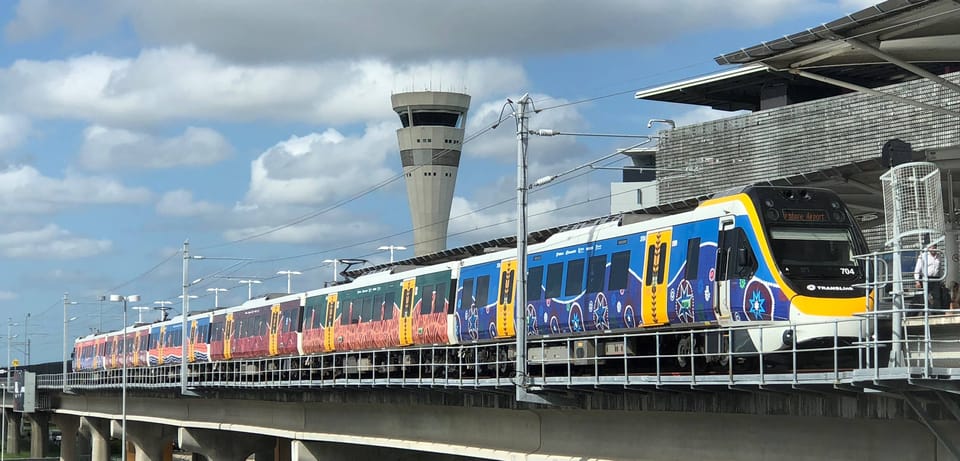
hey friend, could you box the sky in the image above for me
[0,0,879,364]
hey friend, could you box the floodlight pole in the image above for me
[514,94,533,402]
[62,293,78,393]
[181,240,196,396]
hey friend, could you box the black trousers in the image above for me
[923,281,944,312]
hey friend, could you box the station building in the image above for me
[632,0,960,280]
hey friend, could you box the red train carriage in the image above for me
[408,270,454,346]
[210,296,301,360]
[73,335,106,371]
[301,292,342,354]
[336,280,401,351]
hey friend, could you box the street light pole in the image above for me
[323,259,340,285]
[377,245,407,263]
[23,314,29,366]
[62,293,78,393]
[181,240,196,397]
[276,270,302,294]
[206,288,227,308]
[514,94,532,403]
[98,295,106,334]
[239,280,262,299]
[109,293,139,461]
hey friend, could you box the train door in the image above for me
[188,320,197,363]
[323,294,338,352]
[641,228,672,326]
[268,304,281,356]
[224,314,234,360]
[157,326,166,365]
[133,331,141,367]
[496,258,517,338]
[399,278,416,346]
[714,217,735,322]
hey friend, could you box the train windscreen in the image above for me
[769,227,861,280]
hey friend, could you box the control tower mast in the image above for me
[391,91,471,256]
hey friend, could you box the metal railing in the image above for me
[36,316,951,393]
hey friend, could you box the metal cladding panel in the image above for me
[391,91,471,112]
[655,71,960,212]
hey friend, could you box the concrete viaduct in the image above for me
[1,381,958,461]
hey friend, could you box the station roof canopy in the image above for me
[635,0,960,111]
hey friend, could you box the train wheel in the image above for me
[676,335,693,370]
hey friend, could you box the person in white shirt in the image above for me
[914,243,944,311]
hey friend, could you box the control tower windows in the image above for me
[398,111,463,128]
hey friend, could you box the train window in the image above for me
[645,246,656,286]
[545,262,564,299]
[656,243,667,284]
[564,258,585,297]
[305,297,323,330]
[499,268,514,305]
[609,251,630,290]
[685,238,701,280]
[527,266,544,301]
[361,296,375,322]
[383,292,396,320]
[373,294,385,321]
[319,300,330,328]
[476,275,491,310]
[435,282,448,313]
[586,255,606,293]
[461,278,475,309]
[420,284,434,314]
[733,228,757,278]
[349,301,361,324]
[447,283,457,314]
[716,230,732,281]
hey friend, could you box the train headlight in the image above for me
[782,329,794,347]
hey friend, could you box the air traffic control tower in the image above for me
[392,91,471,256]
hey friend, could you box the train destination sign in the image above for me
[781,209,828,223]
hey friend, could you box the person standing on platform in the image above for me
[914,242,944,312]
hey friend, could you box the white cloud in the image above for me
[156,189,223,217]
[0,47,526,126]
[0,114,29,152]
[6,1,831,63]
[244,124,398,207]
[0,291,15,301]
[222,219,384,245]
[0,224,111,259]
[0,165,151,213]
[79,125,232,171]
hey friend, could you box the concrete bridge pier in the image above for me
[179,427,274,461]
[115,420,176,461]
[51,413,80,461]
[3,408,20,454]
[81,416,110,461]
[25,412,49,458]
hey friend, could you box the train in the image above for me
[74,185,871,375]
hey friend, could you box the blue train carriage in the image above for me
[186,311,213,364]
[148,316,184,366]
[701,186,870,359]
